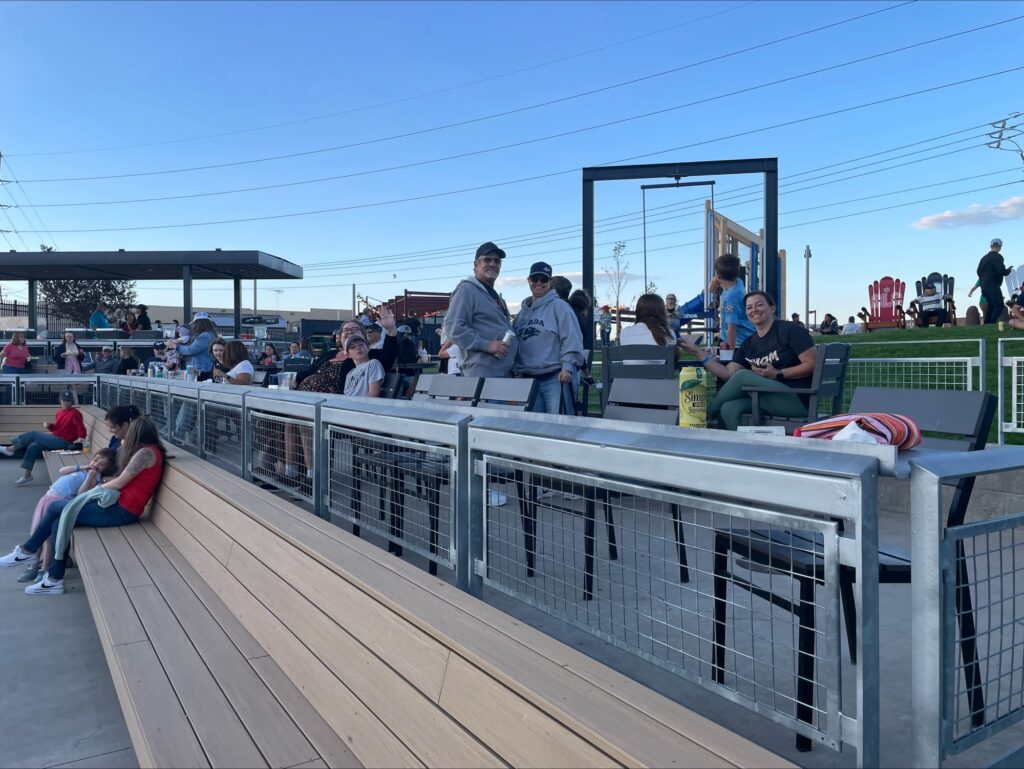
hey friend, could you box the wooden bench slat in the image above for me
[113,640,211,769]
[167,455,754,769]
[122,524,322,769]
[73,529,148,647]
[153,505,419,769]
[98,527,153,590]
[122,569,268,767]
[248,657,364,769]
[439,654,618,768]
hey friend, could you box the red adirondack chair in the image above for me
[859,277,907,331]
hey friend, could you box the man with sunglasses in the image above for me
[512,261,584,414]
[444,242,518,377]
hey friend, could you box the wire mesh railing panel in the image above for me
[169,395,200,454]
[944,514,1024,753]
[325,425,455,568]
[149,392,170,438]
[130,386,148,415]
[117,384,133,407]
[202,402,244,475]
[249,411,315,503]
[22,381,97,406]
[1003,357,1024,435]
[844,358,974,410]
[479,455,843,747]
[99,380,116,409]
[0,382,16,405]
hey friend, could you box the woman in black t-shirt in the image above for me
[679,290,817,429]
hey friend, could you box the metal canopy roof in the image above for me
[0,250,303,281]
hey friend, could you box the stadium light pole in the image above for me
[804,245,812,329]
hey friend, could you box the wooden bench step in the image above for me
[156,452,788,768]
[74,520,361,768]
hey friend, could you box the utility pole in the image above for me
[804,245,812,330]
[253,280,257,317]
[352,285,357,318]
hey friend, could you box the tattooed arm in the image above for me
[101,447,156,490]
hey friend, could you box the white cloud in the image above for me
[912,195,1024,230]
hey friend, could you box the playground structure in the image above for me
[582,159,780,347]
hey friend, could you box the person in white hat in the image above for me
[977,238,1013,325]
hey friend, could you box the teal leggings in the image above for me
[709,369,807,430]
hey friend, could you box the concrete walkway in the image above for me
[0,458,136,769]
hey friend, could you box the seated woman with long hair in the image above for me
[0,416,167,595]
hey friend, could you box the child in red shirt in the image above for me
[0,391,87,485]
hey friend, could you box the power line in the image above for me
[17,2,940,185]
[299,117,1014,270]
[11,66,1021,235]
[298,129,1006,272]
[155,173,1020,296]
[0,156,60,250]
[275,168,1024,284]
[3,2,759,158]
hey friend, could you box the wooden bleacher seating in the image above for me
[15,403,791,769]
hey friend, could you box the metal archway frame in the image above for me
[581,158,779,347]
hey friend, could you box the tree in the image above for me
[603,241,633,335]
[645,280,659,295]
[40,278,138,325]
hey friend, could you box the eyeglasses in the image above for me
[529,275,550,284]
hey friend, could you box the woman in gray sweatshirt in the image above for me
[512,262,584,414]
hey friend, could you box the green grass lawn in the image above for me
[589,324,1024,443]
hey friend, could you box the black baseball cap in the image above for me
[475,241,506,260]
[528,261,553,278]
[153,341,167,350]
[59,390,75,402]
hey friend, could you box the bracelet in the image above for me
[700,353,714,366]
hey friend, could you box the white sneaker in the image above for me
[14,475,33,486]
[488,491,508,507]
[0,545,38,569]
[25,573,64,595]
[0,445,14,457]
[538,488,559,499]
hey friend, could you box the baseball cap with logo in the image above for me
[475,241,506,260]
[528,261,553,279]
[992,238,1003,247]
[59,390,75,402]
[396,325,412,334]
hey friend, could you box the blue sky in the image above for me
[1,0,1022,320]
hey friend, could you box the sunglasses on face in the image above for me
[529,275,550,284]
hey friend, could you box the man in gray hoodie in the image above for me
[512,261,584,414]
[444,242,518,377]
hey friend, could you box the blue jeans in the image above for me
[2,365,23,374]
[11,431,70,472]
[527,372,576,415]
[23,498,138,580]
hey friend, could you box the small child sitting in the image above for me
[15,447,117,583]
[0,390,88,485]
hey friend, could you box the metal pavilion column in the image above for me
[233,279,242,337]
[183,265,193,324]
[27,279,38,338]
